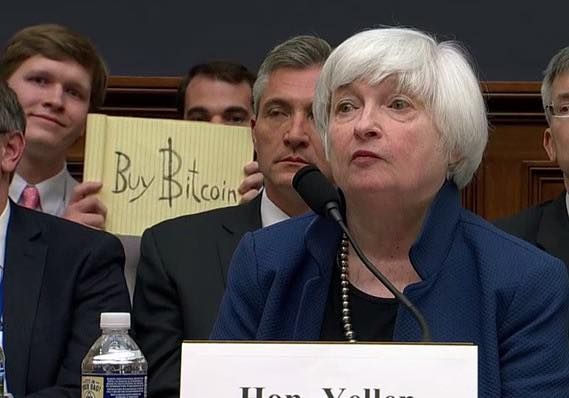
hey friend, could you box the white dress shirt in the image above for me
[260,189,290,227]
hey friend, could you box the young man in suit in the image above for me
[0,80,131,397]
[132,35,332,398]
[496,47,569,267]
[0,24,149,303]
[1,24,107,227]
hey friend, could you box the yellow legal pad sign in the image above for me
[84,114,254,236]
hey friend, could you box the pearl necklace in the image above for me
[337,233,357,343]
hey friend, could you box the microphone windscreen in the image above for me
[292,165,340,216]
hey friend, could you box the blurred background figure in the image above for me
[496,47,569,268]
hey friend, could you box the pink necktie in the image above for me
[20,185,41,210]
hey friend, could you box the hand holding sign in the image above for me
[63,181,107,229]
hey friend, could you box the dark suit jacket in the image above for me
[494,192,569,268]
[132,196,262,398]
[3,203,131,398]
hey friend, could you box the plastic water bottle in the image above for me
[81,312,147,398]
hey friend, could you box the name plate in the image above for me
[181,341,477,397]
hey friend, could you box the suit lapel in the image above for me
[536,192,569,266]
[217,195,262,285]
[3,204,47,395]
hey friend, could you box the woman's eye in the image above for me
[389,98,410,110]
[336,102,355,114]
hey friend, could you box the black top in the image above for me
[320,261,399,342]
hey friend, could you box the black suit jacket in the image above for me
[4,203,131,398]
[132,196,262,398]
[495,192,569,267]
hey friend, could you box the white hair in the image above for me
[313,27,488,189]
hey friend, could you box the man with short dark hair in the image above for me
[177,61,262,201]
[0,80,130,397]
[132,35,332,398]
[496,47,569,267]
[177,60,255,125]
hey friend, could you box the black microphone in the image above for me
[292,165,344,223]
[293,165,432,342]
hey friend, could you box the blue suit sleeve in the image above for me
[499,257,569,396]
[210,232,265,340]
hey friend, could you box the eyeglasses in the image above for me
[545,102,569,119]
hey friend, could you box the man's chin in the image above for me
[23,139,67,160]
[266,171,297,190]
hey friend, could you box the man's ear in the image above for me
[543,128,557,162]
[250,119,258,151]
[1,131,25,174]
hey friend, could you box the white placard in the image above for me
[181,342,477,397]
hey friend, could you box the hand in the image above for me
[63,181,107,229]
[238,161,263,204]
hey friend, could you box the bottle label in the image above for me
[82,374,146,398]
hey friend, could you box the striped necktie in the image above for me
[20,185,41,210]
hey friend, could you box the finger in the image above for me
[238,172,264,195]
[243,161,260,176]
[68,196,107,218]
[70,181,103,203]
[239,189,260,204]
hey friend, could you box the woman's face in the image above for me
[328,77,448,203]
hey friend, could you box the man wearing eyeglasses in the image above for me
[496,47,569,268]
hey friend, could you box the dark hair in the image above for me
[0,80,26,134]
[0,24,108,110]
[176,60,255,117]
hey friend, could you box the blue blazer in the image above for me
[211,182,569,397]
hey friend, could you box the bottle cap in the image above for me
[100,312,130,329]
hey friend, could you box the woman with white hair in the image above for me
[211,27,569,396]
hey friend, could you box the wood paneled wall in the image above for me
[68,78,565,221]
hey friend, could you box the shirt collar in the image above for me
[9,166,71,216]
[260,189,290,227]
